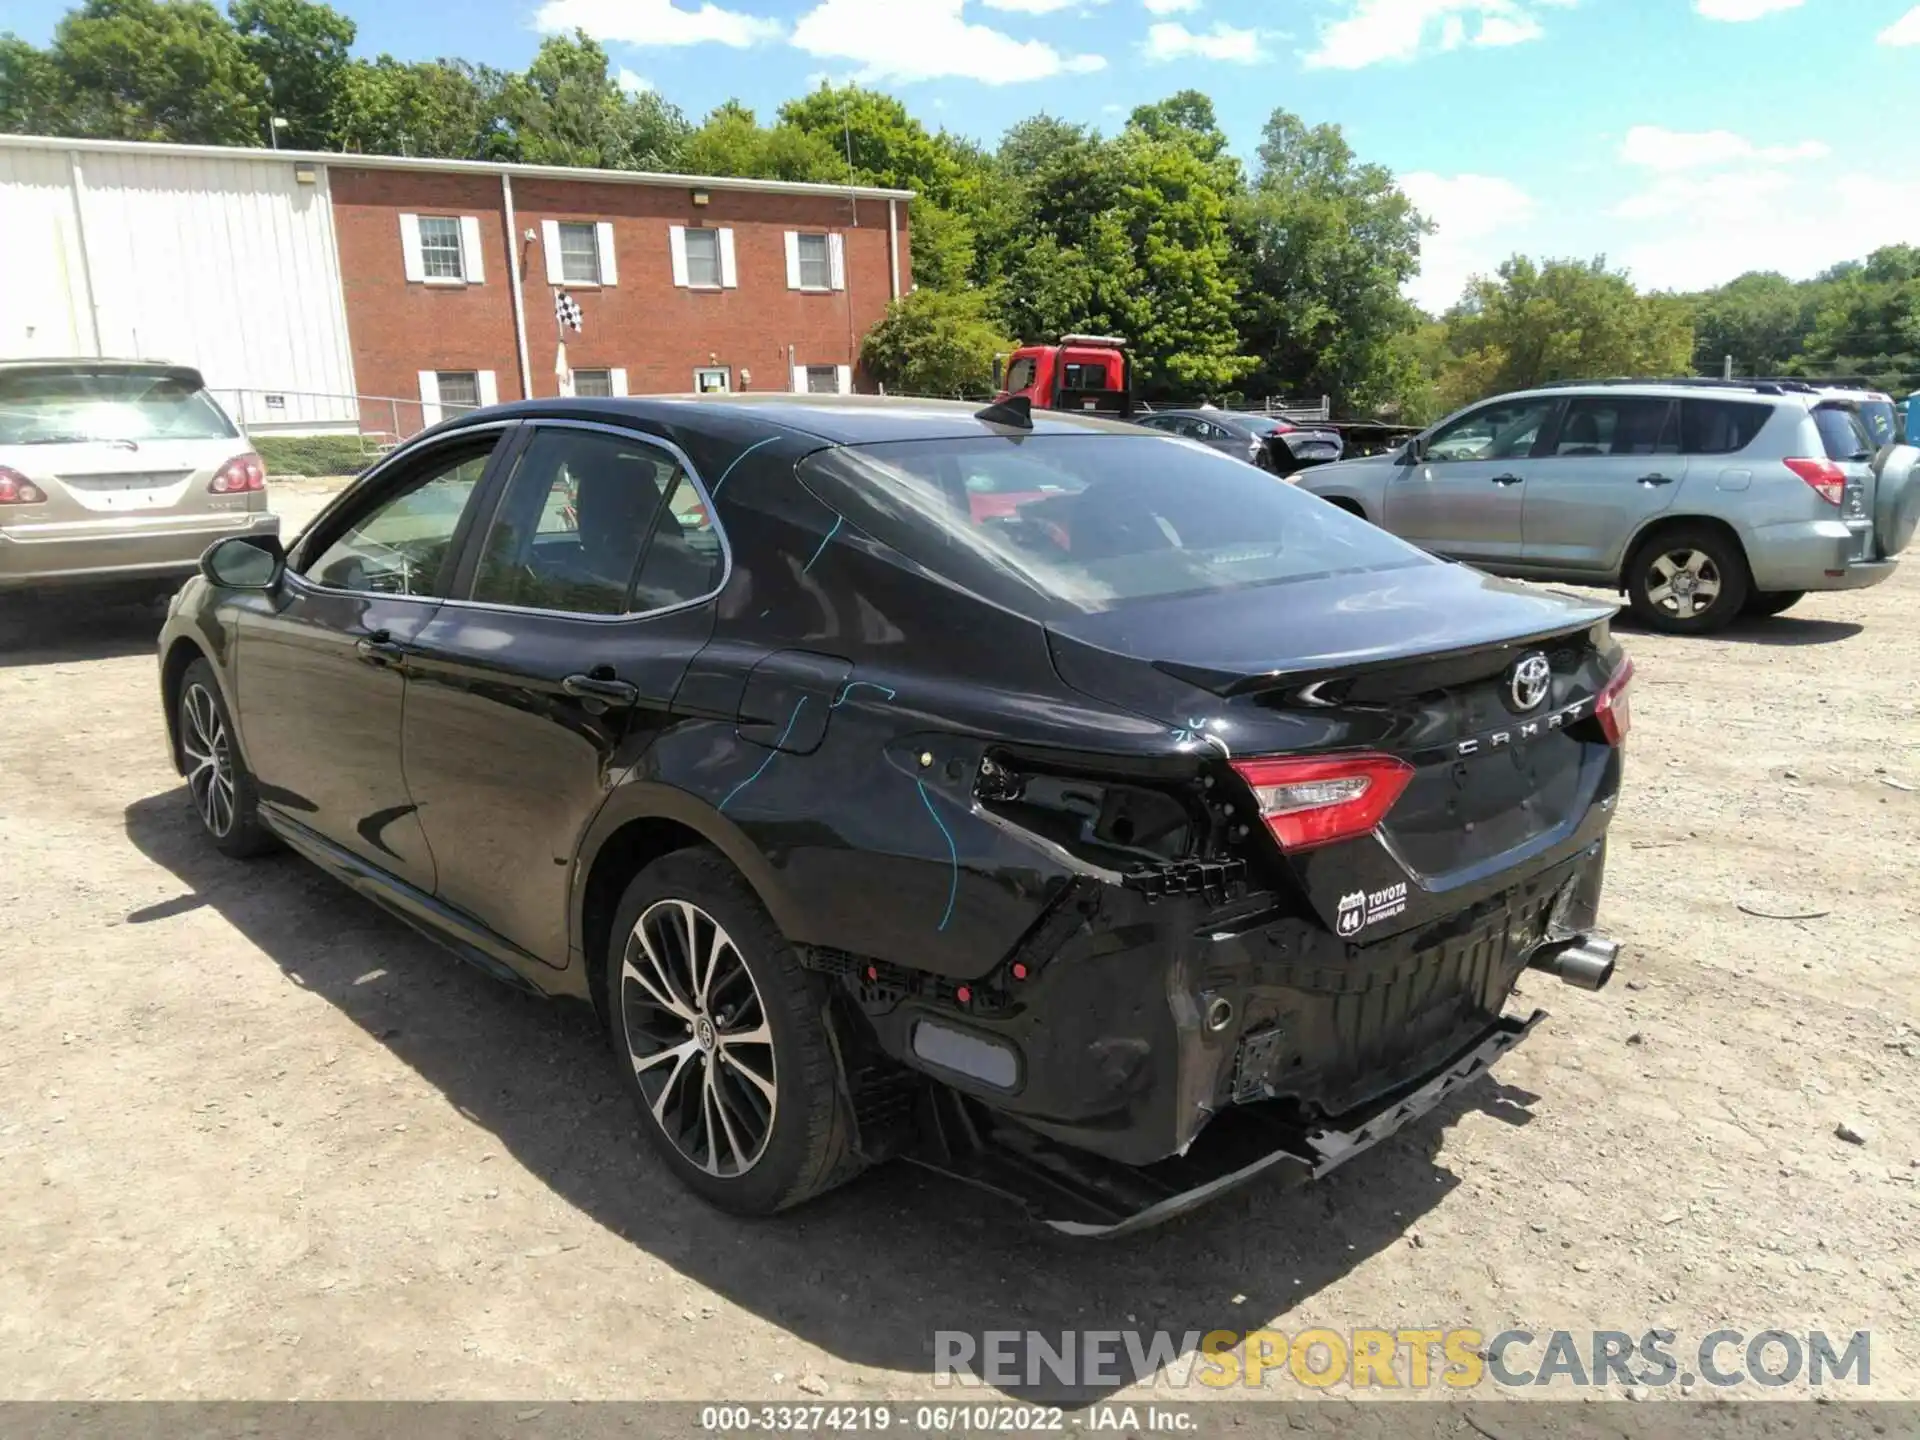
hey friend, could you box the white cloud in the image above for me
[1303,0,1558,69]
[1618,124,1829,171]
[983,0,1091,12]
[1143,0,1201,12]
[532,0,781,47]
[1613,171,1920,292]
[1880,3,1920,43]
[1693,0,1802,19]
[616,68,654,93]
[1143,20,1265,61]
[1399,171,1537,312]
[790,0,1105,82]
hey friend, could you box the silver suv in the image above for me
[1297,379,1917,633]
[0,359,279,599]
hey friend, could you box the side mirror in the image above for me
[1400,439,1425,465]
[201,534,285,590]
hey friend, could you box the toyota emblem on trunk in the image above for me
[1509,654,1552,711]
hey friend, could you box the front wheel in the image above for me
[178,659,277,858]
[1625,528,1749,634]
[1744,589,1805,619]
[604,848,865,1215]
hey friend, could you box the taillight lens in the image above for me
[1783,457,1846,505]
[1595,655,1634,746]
[209,453,266,494]
[1230,753,1413,852]
[0,467,47,505]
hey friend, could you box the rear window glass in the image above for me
[1814,406,1873,462]
[797,435,1429,617]
[0,369,236,445]
[1680,399,1771,456]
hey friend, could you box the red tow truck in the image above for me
[992,335,1135,417]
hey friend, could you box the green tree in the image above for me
[500,31,688,171]
[1436,255,1695,407]
[1689,270,1820,378]
[1234,109,1429,412]
[228,0,352,150]
[1793,245,1920,392]
[333,55,503,159]
[47,0,268,144]
[0,34,59,132]
[681,99,842,183]
[861,287,1010,397]
[777,82,966,203]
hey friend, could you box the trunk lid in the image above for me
[1045,562,1626,938]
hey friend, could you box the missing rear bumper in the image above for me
[903,1008,1545,1239]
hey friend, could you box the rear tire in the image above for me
[1625,526,1749,634]
[178,659,277,858]
[604,847,866,1216]
[1744,589,1805,619]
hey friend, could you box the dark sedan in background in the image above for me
[157,393,1630,1235]
[1136,407,1345,475]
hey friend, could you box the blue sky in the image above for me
[13,0,1920,309]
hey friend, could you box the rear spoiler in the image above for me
[0,361,206,391]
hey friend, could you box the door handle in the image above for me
[562,672,639,706]
[355,632,407,667]
[1490,473,1525,486]
[1638,473,1676,486]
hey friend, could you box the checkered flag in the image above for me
[554,288,583,333]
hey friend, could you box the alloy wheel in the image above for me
[620,899,778,1177]
[1645,548,1722,620]
[181,683,236,838]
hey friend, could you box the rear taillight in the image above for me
[1230,753,1413,852]
[1595,655,1633,746]
[209,453,266,494]
[0,467,47,505]
[1783,457,1845,505]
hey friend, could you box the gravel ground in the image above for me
[0,477,1914,1406]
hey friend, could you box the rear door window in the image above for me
[1550,397,1678,457]
[1680,399,1772,455]
[798,434,1429,618]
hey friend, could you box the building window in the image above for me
[693,367,731,394]
[805,366,839,395]
[418,217,465,280]
[684,228,722,288]
[558,223,602,285]
[436,371,481,411]
[572,369,614,398]
[796,234,832,290]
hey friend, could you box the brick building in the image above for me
[0,133,914,438]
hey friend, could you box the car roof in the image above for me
[463,393,1152,445]
[1504,380,1818,408]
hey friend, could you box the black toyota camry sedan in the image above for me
[158,394,1631,1235]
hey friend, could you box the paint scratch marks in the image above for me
[832,680,897,709]
[802,516,844,574]
[916,779,959,933]
[718,697,809,813]
[709,435,781,498]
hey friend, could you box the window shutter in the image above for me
[595,221,618,284]
[784,232,802,290]
[836,364,852,395]
[791,364,807,394]
[459,216,485,283]
[610,368,628,397]
[418,371,441,428]
[477,371,499,407]
[669,226,690,288]
[828,233,846,292]
[718,228,738,288]
[541,220,564,285]
[400,213,425,283]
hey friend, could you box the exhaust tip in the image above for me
[1528,935,1619,991]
